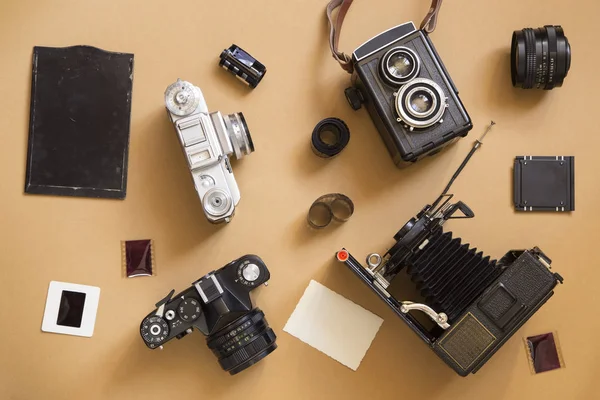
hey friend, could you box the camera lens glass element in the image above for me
[395,78,447,130]
[380,47,421,86]
[388,53,413,78]
[207,309,277,375]
[409,91,433,114]
[224,112,254,159]
[511,25,571,90]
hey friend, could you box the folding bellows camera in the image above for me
[337,141,564,376]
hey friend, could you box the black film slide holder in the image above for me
[514,156,575,212]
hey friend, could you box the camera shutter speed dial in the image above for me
[237,261,264,287]
[178,298,201,322]
[141,316,169,347]
[164,79,202,117]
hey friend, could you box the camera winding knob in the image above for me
[178,298,201,322]
[141,316,170,347]
[165,79,201,117]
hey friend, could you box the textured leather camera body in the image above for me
[347,22,472,167]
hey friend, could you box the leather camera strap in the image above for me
[326,0,444,73]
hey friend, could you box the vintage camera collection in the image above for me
[29,0,573,381]
[142,0,572,376]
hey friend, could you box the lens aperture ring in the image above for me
[217,328,277,372]
[206,309,265,349]
[524,28,536,89]
[544,26,558,90]
[212,318,270,357]
[224,113,253,159]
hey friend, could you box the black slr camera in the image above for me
[344,22,472,167]
[139,255,277,375]
[336,145,564,376]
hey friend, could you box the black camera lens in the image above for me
[380,47,420,86]
[206,309,277,375]
[511,25,571,90]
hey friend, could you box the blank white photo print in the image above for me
[283,280,383,371]
[41,281,101,338]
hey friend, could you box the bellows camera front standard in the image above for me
[140,255,277,375]
[165,79,254,224]
[336,131,564,376]
[326,0,472,167]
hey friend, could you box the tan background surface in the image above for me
[0,0,597,399]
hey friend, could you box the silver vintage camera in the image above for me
[165,79,254,223]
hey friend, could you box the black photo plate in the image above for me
[524,332,565,374]
[25,45,134,199]
[514,156,575,212]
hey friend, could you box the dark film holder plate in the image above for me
[25,45,134,199]
[514,156,575,212]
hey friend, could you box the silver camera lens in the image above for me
[395,78,447,130]
[224,112,254,160]
[203,188,232,218]
[380,47,420,86]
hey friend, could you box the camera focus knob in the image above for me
[178,298,201,322]
[344,87,363,110]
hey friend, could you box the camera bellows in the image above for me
[405,231,502,322]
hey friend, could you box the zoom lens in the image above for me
[206,309,277,375]
[224,112,254,159]
[380,47,421,86]
[511,25,571,90]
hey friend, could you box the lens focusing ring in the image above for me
[224,112,253,159]
[524,28,536,89]
[207,309,277,375]
[218,329,277,374]
[207,310,266,350]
